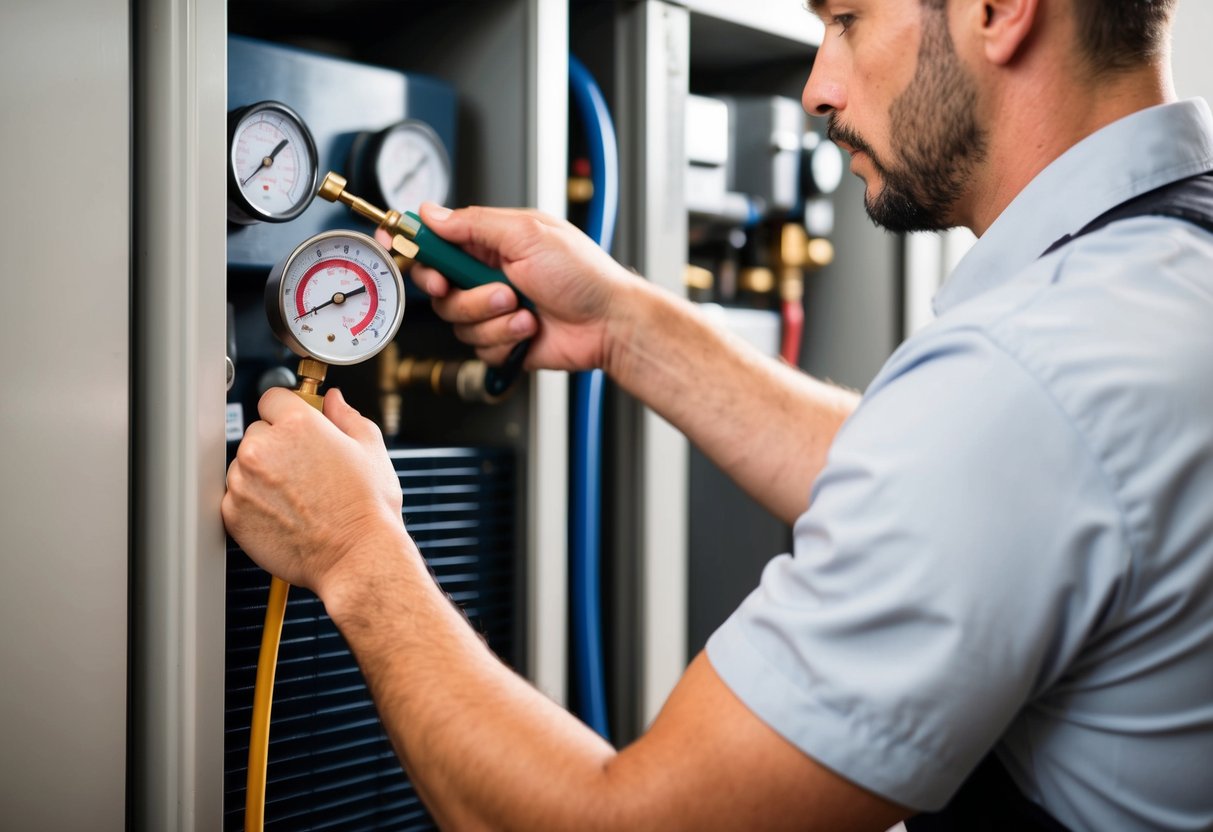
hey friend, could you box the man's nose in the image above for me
[802,50,846,116]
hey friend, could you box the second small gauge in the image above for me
[357,120,452,213]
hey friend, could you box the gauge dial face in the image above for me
[267,231,404,365]
[373,120,452,211]
[229,101,318,223]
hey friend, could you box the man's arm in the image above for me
[413,204,858,524]
[333,544,907,831]
[604,277,858,524]
[222,391,905,829]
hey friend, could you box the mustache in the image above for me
[827,114,877,160]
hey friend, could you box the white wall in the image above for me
[1173,2,1213,104]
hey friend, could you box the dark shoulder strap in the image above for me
[1042,171,1213,257]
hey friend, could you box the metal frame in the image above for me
[0,2,130,828]
[525,0,571,705]
[132,0,228,828]
[616,0,692,729]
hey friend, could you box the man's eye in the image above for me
[834,14,856,35]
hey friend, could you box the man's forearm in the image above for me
[604,280,859,525]
[322,525,622,830]
[321,523,908,832]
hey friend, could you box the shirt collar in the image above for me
[934,98,1213,316]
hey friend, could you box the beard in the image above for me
[827,10,988,233]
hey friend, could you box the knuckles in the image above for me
[233,436,285,488]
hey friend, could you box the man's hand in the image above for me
[222,386,405,596]
[411,203,642,374]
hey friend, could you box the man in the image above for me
[223,0,1213,828]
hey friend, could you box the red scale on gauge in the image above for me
[266,230,404,366]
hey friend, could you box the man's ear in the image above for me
[972,0,1041,65]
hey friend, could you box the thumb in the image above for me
[323,388,382,445]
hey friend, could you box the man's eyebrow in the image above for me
[805,0,829,17]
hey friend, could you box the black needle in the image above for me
[393,157,428,195]
[241,138,290,187]
[294,285,368,321]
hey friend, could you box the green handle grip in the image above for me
[405,211,534,395]
[405,212,535,312]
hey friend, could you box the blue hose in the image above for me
[569,55,617,741]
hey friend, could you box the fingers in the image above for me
[256,385,317,425]
[254,386,381,449]
[430,280,520,324]
[323,388,386,447]
[410,264,450,298]
[418,202,557,262]
[452,309,537,349]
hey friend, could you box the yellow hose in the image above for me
[246,367,325,831]
[246,574,289,832]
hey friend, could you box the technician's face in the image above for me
[803,1,988,232]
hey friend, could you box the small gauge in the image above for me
[265,230,405,365]
[355,120,452,213]
[228,101,319,224]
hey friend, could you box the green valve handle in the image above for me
[402,212,533,396]
[403,212,536,312]
[314,169,534,397]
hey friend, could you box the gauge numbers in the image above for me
[228,100,319,224]
[266,231,404,365]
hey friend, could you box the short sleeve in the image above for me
[706,327,1129,810]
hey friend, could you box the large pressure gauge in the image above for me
[265,230,405,365]
[356,119,452,213]
[228,100,319,224]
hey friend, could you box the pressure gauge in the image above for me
[228,101,319,224]
[356,120,452,212]
[265,230,405,365]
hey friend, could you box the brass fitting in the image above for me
[318,171,413,243]
[779,223,809,268]
[379,342,403,438]
[806,237,835,269]
[780,267,805,303]
[377,347,505,438]
[294,358,327,411]
[683,264,714,292]
[739,266,776,295]
[568,177,594,204]
[395,356,502,404]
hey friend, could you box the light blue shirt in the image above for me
[707,99,1213,830]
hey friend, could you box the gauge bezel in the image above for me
[358,119,452,212]
[227,100,320,225]
[265,230,405,366]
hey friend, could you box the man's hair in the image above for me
[1072,0,1176,73]
[918,0,1175,74]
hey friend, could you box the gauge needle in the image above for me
[294,285,368,321]
[241,138,290,187]
[393,158,428,195]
